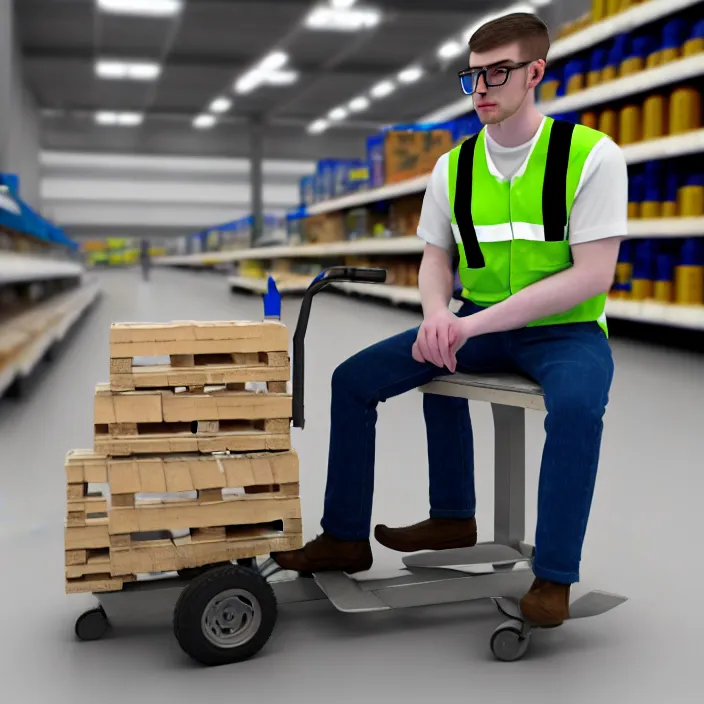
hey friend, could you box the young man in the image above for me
[273,12,628,627]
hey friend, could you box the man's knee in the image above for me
[546,374,611,424]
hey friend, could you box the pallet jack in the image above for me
[74,266,627,665]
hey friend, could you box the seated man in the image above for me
[273,11,627,627]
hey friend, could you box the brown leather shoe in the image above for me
[374,517,478,553]
[271,533,373,574]
[519,578,571,627]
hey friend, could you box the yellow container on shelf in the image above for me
[601,64,619,82]
[628,202,641,219]
[619,104,642,145]
[669,87,701,134]
[592,0,607,22]
[646,51,662,69]
[676,268,704,304]
[654,281,674,303]
[631,279,654,300]
[619,56,643,76]
[541,80,560,101]
[662,201,678,218]
[598,109,619,143]
[581,111,598,130]
[641,201,661,218]
[683,37,704,56]
[615,261,632,285]
[606,0,622,16]
[679,176,704,217]
[661,47,681,64]
[643,94,669,140]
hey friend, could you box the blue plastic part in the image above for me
[632,239,658,279]
[589,48,608,72]
[628,34,654,60]
[663,18,688,49]
[618,240,633,263]
[655,253,677,281]
[685,173,704,187]
[263,276,282,319]
[680,238,704,266]
[691,19,704,40]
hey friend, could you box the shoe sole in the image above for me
[375,534,478,553]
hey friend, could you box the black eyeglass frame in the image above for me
[457,61,534,95]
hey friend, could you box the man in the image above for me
[273,12,627,627]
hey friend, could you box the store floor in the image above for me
[1,268,702,702]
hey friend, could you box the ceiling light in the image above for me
[370,80,395,99]
[331,0,356,7]
[94,111,143,126]
[348,96,370,112]
[308,119,329,134]
[235,71,262,94]
[437,41,464,60]
[305,6,381,32]
[209,97,232,113]
[96,0,182,16]
[259,51,289,72]
[266,70,299,86]
[398,66,423,83]
[329,107,348,121]
[95,60,161,81]
[193,114,217,129]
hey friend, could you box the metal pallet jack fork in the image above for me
[80,267,626,665]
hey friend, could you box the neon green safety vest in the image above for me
[449,116,609,334]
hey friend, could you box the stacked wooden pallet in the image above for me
[64,320,303,594]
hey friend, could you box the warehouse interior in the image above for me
[1,0,704,700]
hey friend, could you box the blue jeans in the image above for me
[320,302,615,584]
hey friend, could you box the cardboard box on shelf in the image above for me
[384,131,424,184]
[419,129,453,174]
[390,195,424,236]
[302,213,346,244]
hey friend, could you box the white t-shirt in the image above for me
[417,118,629,252]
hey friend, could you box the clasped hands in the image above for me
[412,308,474,373]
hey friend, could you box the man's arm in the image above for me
[458,236,622,340]
[418,243,455,317]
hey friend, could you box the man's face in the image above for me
[468,42,537,124]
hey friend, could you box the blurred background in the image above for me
[2,0,704,699]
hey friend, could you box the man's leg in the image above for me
[511,322,614,624]
[272,305,511,572]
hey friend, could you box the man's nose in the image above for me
[475,72,489,94]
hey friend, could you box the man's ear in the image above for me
[530,59,547,87]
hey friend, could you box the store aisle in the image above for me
[1,268,703,702]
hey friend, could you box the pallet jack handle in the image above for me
[289,266,387,429]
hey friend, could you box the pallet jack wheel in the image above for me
[490,619,531,662]
[75,606,109,641]
[173,564,277,666]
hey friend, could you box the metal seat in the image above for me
[417,372,546,554]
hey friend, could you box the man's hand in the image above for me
[413,308,466,372]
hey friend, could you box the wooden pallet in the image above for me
[64,449,303,592]
[93,384,292,456]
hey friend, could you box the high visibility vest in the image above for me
[449,117,609,334]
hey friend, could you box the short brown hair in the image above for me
[469,12,550,61]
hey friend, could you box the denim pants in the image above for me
[320,301,615,584]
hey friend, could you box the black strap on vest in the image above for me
[542,119,575,242]
[454,133,485,269]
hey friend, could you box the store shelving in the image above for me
[0,279,101,397]
[0,251,84,285]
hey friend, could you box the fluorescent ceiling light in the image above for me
[348,96,369,112]
[329,107,348,121]
[193,114,217,129]
[398,66,423,84]
[260,51,289,72]
[308,119,329,134]
[209,97,232,113]
[331,0,356,7]
[530,0,552,7]
[437,41,464,60]
[305,6,381,32]
[95,60,161,80]
[370,80,395,99]
[96,0,182,16]
[266,70,299,86]
[235,72,262,94]
[94,111,143,126]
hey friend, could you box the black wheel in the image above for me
[173,564,277,666]
[75,607,109,641]
[178,565,216,580]
[490,619,531,662]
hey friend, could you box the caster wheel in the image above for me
[75,607,109,641]
[237,558,256,569]
[490,619,531,662]
[173,564,277,667]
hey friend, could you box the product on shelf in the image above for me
[302,213,346,244]
[64,320,302,594]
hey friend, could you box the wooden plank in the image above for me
[170,354,194,367]
[192,526,226,542]
[64,450,108,484]
[65,550,111,579]
[110,531,303,576]
[65,574,128,594]
[198,489,223,503]
[95,428,291,456]
[68,496,108,515]
[111,493,136,508]
[94,388,164,424]
[65,518,110,550]
[106,450,298,493]
[67,483,87,501]
[267,381,288,393]
[109,495,301,534]
[110,321,288,357]
[65,549,87,566]
[110,358,132,374]
[161,390,291,422]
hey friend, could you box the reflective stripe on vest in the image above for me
[448,117,610,334]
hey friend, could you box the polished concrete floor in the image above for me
[1,268,702,702]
